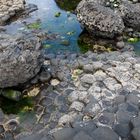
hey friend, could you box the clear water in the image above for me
[132,42,140,56]
[4,0,140,55]
[5,0,82,54]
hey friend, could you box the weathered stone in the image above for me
[83,64,93,73]
[0,32,43,88]
[0,0,38,25]
[76,0,124,38]
[70,101,84,112]
[119,1,140,31]
[81,74,96,84]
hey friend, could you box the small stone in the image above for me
[51,79,60,86]
[92,62,103,70]
[58,112,77,125]
[70,101,84,112]
[84,99,101,117]
[81,74,96,84]
[93,70,107,81]
[68,91,79,102]
[27,87,40,97]
[116,41,125,49]
[83,64,93,72]
[134,64,140,73]
[78,91,89,103]
[56,72,65,81]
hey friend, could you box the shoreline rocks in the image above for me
[2,50,139,140]
[0,32,44,88]
[0,0,38,25]
[76,0,124,38]
[76,0,140,38]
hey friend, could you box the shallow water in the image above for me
[132,41,140,56]
[4,0,140,55]
[5,0,82,54]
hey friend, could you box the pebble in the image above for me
[70,101,84,112]
[51,79,60,86]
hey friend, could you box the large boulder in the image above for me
[0,32,43,88]
[118,1,140,30]
[76,0,125,38]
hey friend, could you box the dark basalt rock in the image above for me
[118,1,140,31]
[0,32,44,88]
[76,0,125,38]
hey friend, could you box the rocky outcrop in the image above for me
[76,0,140,38]
[0,0,25,25]
[0,32,43,88]
[118,1,140,30]
[76,0,125,38]
[0,0,38,25]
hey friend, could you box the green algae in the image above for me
[0,96,35,114]
[55,12,61,17]
[26,22,41,30]
[127,37,140,43]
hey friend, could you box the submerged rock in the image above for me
[0,32,43,88]
[0,89,22,101]
[76,0,124,38]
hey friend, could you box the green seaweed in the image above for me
[43,44,52,48]
[55,12,61,17]
[27,22,41,30]
[127,37,140,43]
[0,96,35,114]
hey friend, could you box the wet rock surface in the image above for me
[0,50,140,140]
